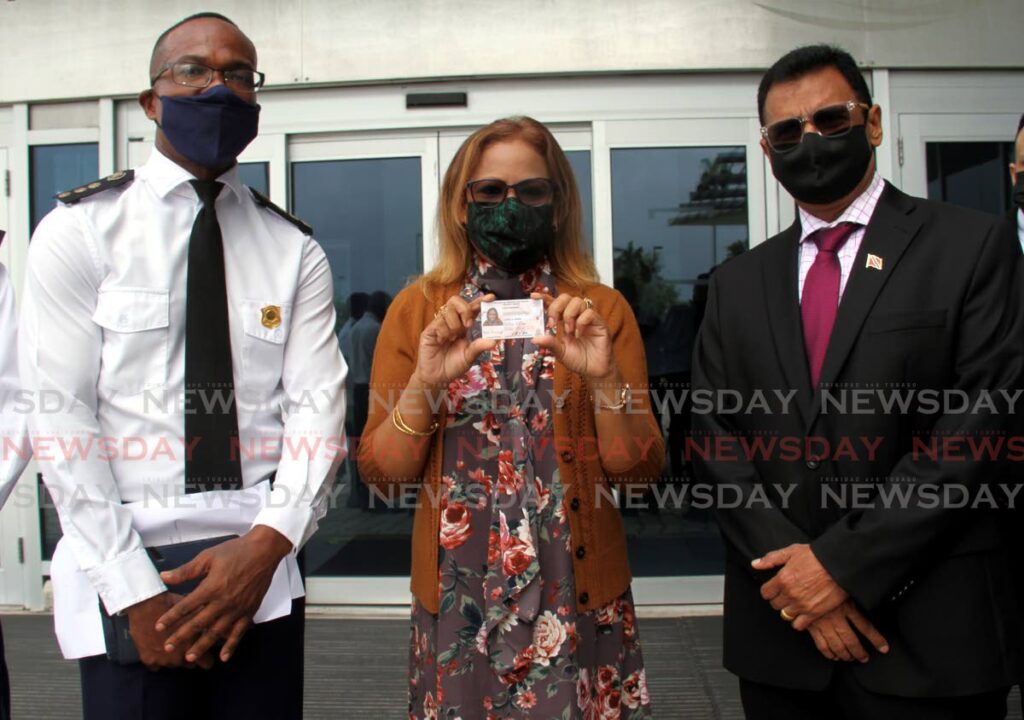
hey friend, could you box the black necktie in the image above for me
[185,180,243,493]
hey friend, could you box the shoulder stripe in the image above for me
[248,187,313,236]
[56,170,134,205]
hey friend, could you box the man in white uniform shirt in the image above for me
[19,13,345,720]
[0,229,31,720]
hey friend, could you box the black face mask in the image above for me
[769,127,872,205]
[1014,172,1024,211]
[466,198,554,275]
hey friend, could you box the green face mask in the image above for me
[466,198,554,275]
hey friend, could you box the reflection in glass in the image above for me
[292,157,424,578]
[237,161,269,195]
[926,141,1014,215]
[566,150,594,251]
[611,146,749,576]
[30,143,98,232]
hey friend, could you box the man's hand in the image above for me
[125,593,213,670]
[753,543,847,629]
[154,526,292,663]
[805,600,890,663]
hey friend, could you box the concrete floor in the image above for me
[3,612,1021,719]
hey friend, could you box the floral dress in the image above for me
[409,259,652,719]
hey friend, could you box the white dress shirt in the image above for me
[0,260,30,509]
[797,171,886,301]
[20,149,347,658]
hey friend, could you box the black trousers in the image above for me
[740,672,1010,720]
[79,599,304,720]
[0,619,10,720]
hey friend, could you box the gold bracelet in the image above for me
[599,383,632,411]
[391,404,439,437]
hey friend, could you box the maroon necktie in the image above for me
[801,222,858,388]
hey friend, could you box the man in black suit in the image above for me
[692,45,1024,719]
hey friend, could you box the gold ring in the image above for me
[583,297,594,311]
[780,608,795,622]
[434,304,448,320]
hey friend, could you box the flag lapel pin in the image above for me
[865,254,884,271]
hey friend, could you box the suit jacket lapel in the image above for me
[761,223,814,425]
[806,183,923,432]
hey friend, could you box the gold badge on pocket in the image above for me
[261,305,282,329]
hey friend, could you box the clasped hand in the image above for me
[754,543,889,662]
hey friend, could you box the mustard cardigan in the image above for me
[357,279,664,614]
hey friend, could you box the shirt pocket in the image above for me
[91,288,170,395]
[240,299,292,394]
[865,309,948,334]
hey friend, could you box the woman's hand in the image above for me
[415,293,498,388]
[531,292,615,380]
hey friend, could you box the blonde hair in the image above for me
[421,116,598,293]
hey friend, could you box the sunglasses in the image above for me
[761,101,871,153]
[465,178,555,208]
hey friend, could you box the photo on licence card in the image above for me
[480,298,546,340]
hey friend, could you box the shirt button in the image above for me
[569,498,580,511]
[575,546,586,559]
[578,592,589,605]
[805,457,820,470]
[560,449,575,463]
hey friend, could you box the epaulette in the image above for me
[56,170,134,205]
[248,187,313,236]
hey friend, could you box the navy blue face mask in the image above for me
[157,84,260,170]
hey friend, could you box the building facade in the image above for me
[0,0,1022,610]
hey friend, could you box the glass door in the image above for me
[288,132,438,604]
[598,117,768,605]
[898,113,1018,214]
[0,145,34,608]
[299,119,773,606]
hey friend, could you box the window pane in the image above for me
[237,161,269,195]
[611,146,748,576]
[926,141,1014,215]
[566,150,594,252]
[291,156,424,578]
[30,143,98,232]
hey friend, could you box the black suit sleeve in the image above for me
[811,216,1024,611]
[691,273,811,568]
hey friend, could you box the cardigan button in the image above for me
[560,449,575,463]
[569,498,580,511]
[578,592,589,605]
[575,546,586,559]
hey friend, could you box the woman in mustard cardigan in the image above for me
[358,116,663,718]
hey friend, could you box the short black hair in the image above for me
[149,12,241,82]
[757,45,873,125]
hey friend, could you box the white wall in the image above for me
[2,0,1022,104]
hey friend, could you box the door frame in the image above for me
[896,112,1019,200]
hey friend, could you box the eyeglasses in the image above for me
[152,62,266,93]
[761,101,871,153]
[466,178,555,208]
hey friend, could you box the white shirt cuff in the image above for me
[84,546,166,615]
[252,506,314,552]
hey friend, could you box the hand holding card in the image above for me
[530,292,616,380]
